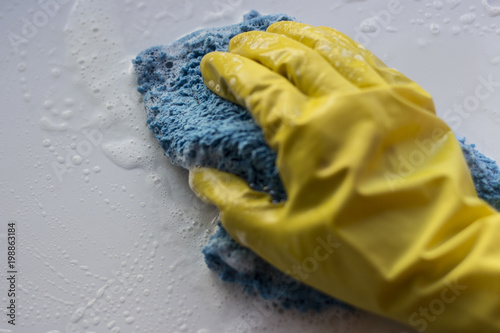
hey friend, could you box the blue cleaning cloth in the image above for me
[133,11,500,312]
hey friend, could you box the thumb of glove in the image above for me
[189,167,285,248]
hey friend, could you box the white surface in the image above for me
[1,0,499,332]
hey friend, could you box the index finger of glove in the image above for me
[200,51,307,149]
[228,31,357,97]
[267,21,386,88]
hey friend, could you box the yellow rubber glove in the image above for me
[189,21,500,332]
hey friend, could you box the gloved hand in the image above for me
[189,21,500,332]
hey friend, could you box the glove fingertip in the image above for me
[189,167,252,207]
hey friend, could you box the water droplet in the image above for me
[447,0,462,9]
[452,25,461,34]
[39,117,68,132]
[360,18,378,33]
[430,23,441,34]
[433,1,444,10]
[51,67,61,77]
[72,155,83,165]
[17,63,26,72]
[43,100,54,109]
[93,166,101,173]
[482,0,500,16]
[71,307,86,323]
[459,13,476,24]
[86,298,96,308]
[42,139,52,147]
[61,109,74,119]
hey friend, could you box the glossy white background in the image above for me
[1,0,499,332]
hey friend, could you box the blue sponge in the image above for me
[133,11,500,312]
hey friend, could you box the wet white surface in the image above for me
[1,0,499,332]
